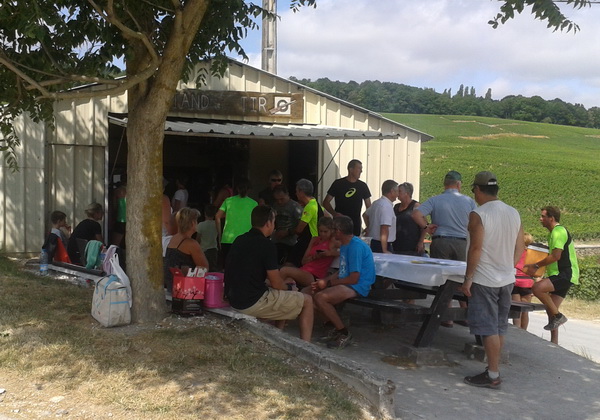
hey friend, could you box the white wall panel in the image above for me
[0,114,45,253]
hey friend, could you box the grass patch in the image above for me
[385,114,600,241]
[0,257,370,419]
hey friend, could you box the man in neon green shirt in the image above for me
[288,178,324,267]
[525,206,579,344]
[216,179,258,264]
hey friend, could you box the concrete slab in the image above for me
[217,303,600,419]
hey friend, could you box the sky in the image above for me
[234,0,600,108]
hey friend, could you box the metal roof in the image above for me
[108,115,397,140]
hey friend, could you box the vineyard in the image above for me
[384,114,600,242]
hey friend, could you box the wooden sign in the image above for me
[171,90,304,120]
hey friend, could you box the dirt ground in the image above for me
[0,313,374,420]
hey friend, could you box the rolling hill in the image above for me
[384,114,600,241]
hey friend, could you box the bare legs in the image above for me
[482,334,504,374]
[280,266,316,288]
[511,293,532,330]
[533,279,565,344]
[297,293,314,341]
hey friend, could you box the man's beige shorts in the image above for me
[237,288,304,320]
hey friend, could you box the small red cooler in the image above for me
[204,272,228,308]
[170,268,205,315]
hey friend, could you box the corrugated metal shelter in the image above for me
[0,60,430,255]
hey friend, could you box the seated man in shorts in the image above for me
[309,215,376,349]
[224,205,314,341]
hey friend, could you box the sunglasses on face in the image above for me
[270,178,282,182]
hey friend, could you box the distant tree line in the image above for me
[290,77,600,129]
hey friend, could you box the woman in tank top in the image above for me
[393,182,423,256]
[164,207,209,292]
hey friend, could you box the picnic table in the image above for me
[348,253,544,347]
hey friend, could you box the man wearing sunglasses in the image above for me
[258,169,283,206]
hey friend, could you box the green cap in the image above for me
[444,170,462,182]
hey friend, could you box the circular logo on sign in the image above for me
[276,99,290,113]
[345,188,357,198]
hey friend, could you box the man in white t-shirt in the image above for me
[363,180,398,254]
[461,171,524,390]
[172,174,189,212]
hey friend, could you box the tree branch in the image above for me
[87,0,160,67]
[0,52,53,98]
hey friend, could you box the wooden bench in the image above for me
[509,301,546,318]
[348,296,432,322]
[347,296,546,325]
[48,262,105,283]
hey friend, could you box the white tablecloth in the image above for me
[373,253,466,287]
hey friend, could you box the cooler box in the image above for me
[170,268,205,315]
[526,244,549,277]
[204,272,228,308]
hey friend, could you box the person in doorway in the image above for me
[308,215,376,349]
[524,206,579,344]
[164,207,209,293]
[162,177,175,237]
[110,179,127,247]
[215,178,257,265]
[225,205,314,342]
[196,205,219,272]
[171,174,189,212]
[461,171,524,390]
[67,203,104,265]
[393,182,424,256]
[258,169,283,206]
[212,174,233,210]
[363,179,398,254]
[323,159,371,236]
[288,178,324,267]
[271,185,303,265]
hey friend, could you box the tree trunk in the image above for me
[123,0,210,323]
[126,98,170,323]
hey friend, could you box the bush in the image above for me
[569,257,600,301]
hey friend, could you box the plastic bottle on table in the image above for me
[40,249,49,276]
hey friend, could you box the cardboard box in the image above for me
[525,244,549,277]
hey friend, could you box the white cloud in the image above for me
[237,0,600,108]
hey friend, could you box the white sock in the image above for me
[488,370,500,379]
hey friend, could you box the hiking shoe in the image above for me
[464,371,502,389]
[327,332,353,349]
[544,313,568,331]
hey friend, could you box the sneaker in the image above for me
[544,313,568,331]
[327,332,353,349]
[318,327,339,343]
[464,371,502,389]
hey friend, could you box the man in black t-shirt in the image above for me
[224,206,314,341]
[323,159,371,236]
